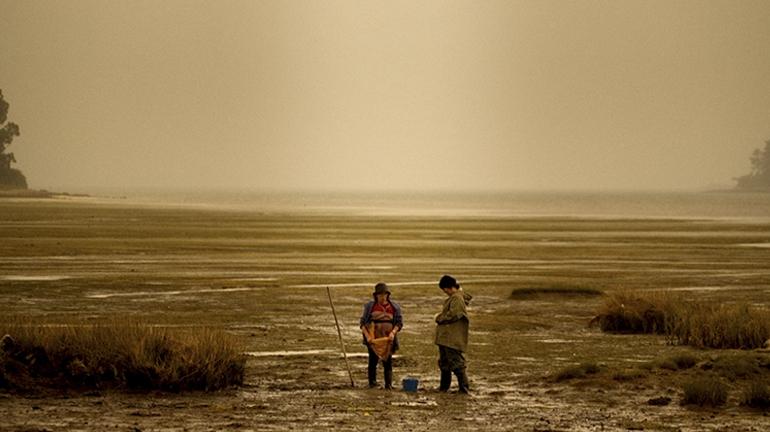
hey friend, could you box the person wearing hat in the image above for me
[435,274,472,393]
[359,282,403,389]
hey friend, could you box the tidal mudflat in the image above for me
[1,197,770,431]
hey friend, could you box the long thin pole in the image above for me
[327,286,355,388]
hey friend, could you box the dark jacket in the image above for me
[359,300,403,352]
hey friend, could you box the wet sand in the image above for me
[1,198,770,431]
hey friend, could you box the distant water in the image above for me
[79,188,770,220]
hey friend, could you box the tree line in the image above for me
[0,89,27,189]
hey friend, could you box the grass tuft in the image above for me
[590,290,678,334]
[0,319,245,392]
[554,362,601,382]
[671,303,770,349]
[681,376,728,407]
[659,353,699,371]
[612,368,647,382]
[741,381,770,409]
[591,291,770,349]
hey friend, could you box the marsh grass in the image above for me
[611,368,647,382]
[658,353,699,371]
[0,318,245,392]
[510,286,603,299]
[671,303,770,349]
[706,353,767,380]
[681,376,728,407]
[589,290,678,334]
[554,362,601,382]
[592,291,770,349]
[741,381,770,409]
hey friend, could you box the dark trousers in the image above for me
[367,346,393,388]
[438,345,466,371]
[438,345,469,393]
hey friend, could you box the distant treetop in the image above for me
[735,139,770,191]
[0,89,28,190]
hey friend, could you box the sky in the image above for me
[1,0,769,192]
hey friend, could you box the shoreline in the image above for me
[0,189,90,199]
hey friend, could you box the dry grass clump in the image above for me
[510,286,603,299]
[658,353,699,371]
[681,376,728,407]
[611,368,647,382]
[592,291,770,349]
[0,319,245,392]
[554,362,601,382]
[741,381,770,409]
[670,303,770,349]
[706,353,765,380]
[590,290,679,334]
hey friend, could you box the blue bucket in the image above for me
[402,376,419,392]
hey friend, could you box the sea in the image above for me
[67,187,770,221]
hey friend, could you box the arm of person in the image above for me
[361,325,373,342]
[435,296,467,324]
[390,303,404,339]
[360,303,373,342]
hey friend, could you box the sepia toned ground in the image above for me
[1,198,770,431]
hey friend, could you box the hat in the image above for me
[438,275,458,289]
[374,282,391,295]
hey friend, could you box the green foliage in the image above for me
[682,376,728,407]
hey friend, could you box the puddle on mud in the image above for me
[229,277,279,282]
[244,350,336,357]
[739,242,770,248]
[1,275,72,281]
[537,339,579,344]
[389,399,438,407]
[87,287,265,299]
[661,285,750,292]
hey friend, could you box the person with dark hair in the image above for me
[359,282,403,389]
[435,274,472,393]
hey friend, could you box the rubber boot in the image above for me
[384,364,393,390]
[439,370,452,392]
[454,368,470,394]
[368,364,378,388]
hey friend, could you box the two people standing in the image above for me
[358,275,471,393]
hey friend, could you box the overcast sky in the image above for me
[1,0,769,192]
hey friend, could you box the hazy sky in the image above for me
[2,0,769,192]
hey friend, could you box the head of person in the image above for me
[438,274,459,295]
[373,282,391,304]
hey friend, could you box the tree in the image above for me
[0,89,27,189]
[735,139,770,191]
